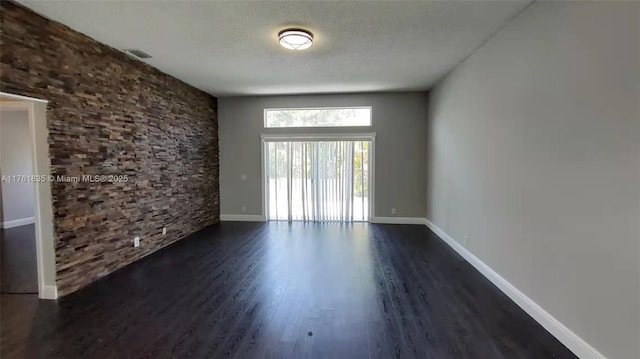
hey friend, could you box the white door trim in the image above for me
[260,132,376,142]
[0,92,48,103]
[260,132,376,221]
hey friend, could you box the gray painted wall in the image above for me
[426,2,639,358]
[219,92,428,218]
[0,109,35,224]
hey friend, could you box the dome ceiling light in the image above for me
[278,29,313,50]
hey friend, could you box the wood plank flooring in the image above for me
[0,222,576,358]
[1,224,38,294]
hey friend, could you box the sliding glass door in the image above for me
[264,139,371,222]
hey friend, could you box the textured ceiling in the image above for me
[17,0,531,96]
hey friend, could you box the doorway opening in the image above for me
[262,134,375,222]
[0,92,57,299]
[0,102,37,294]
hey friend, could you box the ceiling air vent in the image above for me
[123,49,152,60]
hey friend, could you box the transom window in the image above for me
[264,107,372,128]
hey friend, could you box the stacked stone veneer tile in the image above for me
[0,1,219,295]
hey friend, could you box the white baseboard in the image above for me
[220,214,266,222]
[1,216,36,229]
[40,284,58,300]
[424,219,605,359]
[370,216,428,225]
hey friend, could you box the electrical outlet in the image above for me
[134,236,140,247]
[391,208,397,215]
[162,227,167,235]
[241,206,247,213]
[464,235,469,247]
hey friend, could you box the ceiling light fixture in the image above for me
[278,29,313,50]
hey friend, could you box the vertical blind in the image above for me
[265,140,370,222]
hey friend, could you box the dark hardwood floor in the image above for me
[1,224,38,294]
[0,222,575,358]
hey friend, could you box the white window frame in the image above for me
[260,132,376,222]
[263,106,373,128]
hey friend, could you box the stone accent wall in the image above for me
[0,1,219,296]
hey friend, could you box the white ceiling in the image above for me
[18,0,531,97]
